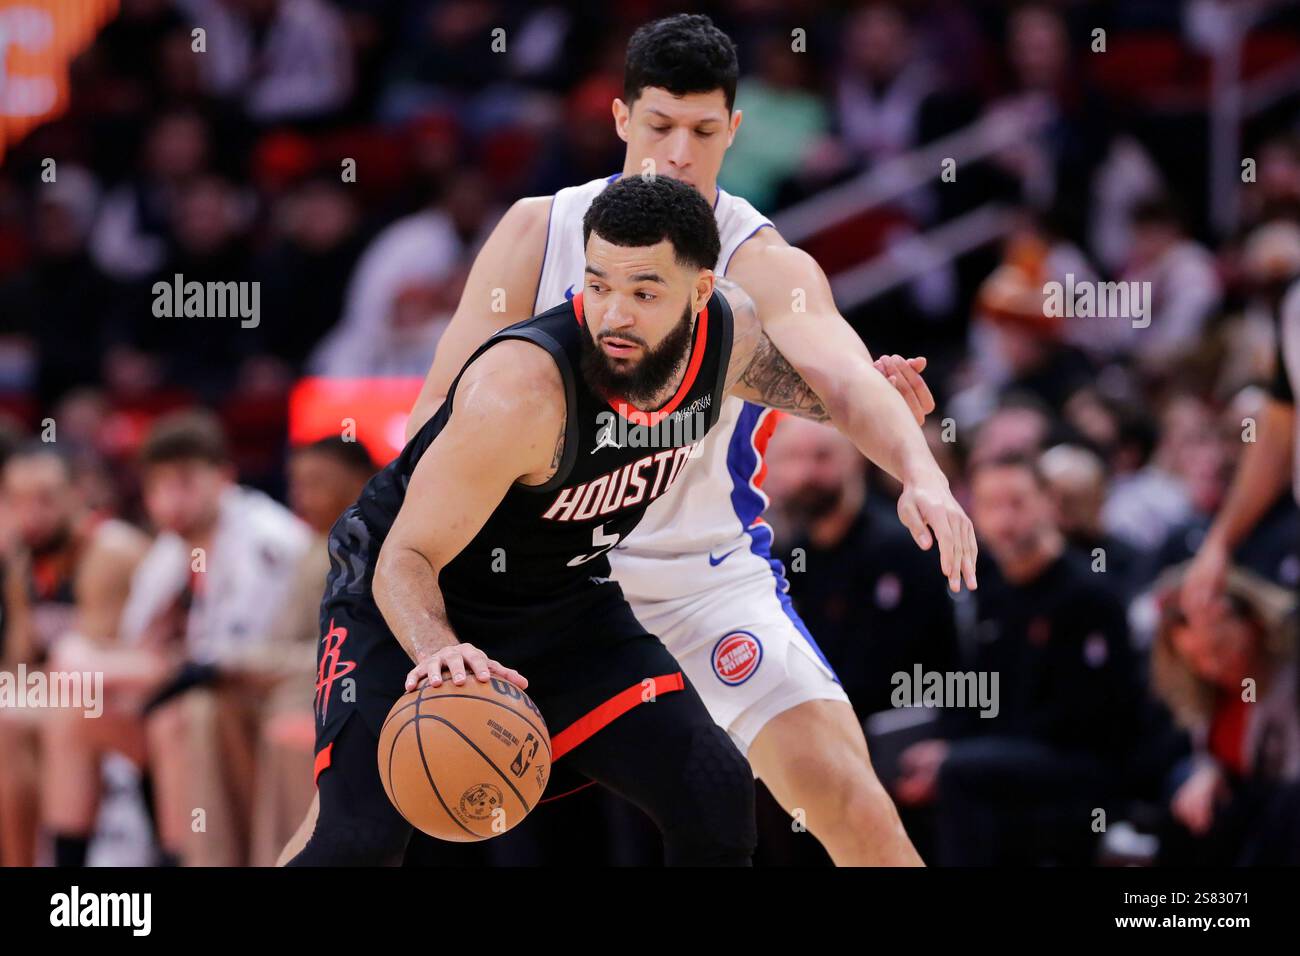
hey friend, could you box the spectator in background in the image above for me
[41,411,311,866]
[1039,443,1142,602]
[966,395,1053,469]
[89,108,211,282]
[0,445,148,867]
[718,30,829,212]
[1239,134,1300,231]
[1139,399,1300,592]
[1118,197,1223,371]
[255,171,369,370]
[0,167,111,407]
[950,233,1096,426]
[993,3,1113,242]
[1101,398,1193,554]
[1152,565,1300,864]
[309,168,495,377]
[896,453,1139,865]
[253,436,373,865]
[768,417,959,719]
[174,0,353,124]
[527,76,626,197]
[834,3,940,169]
[140,174,263,397]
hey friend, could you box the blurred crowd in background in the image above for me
[2,0,1300,866]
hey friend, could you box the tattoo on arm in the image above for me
[715,276,831,423]
[741,333,831,422]
[549,418,565,471]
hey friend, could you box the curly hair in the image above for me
[624,14,738,111]
[583,175,720,272]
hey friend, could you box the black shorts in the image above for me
[311,578,691,782]
[295,538,756,864]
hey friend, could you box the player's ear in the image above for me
[728,108,743,146]
[694,270,715,313]
[612,98,631,142]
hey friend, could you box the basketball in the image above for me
[377,679,551,842]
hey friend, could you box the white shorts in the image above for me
[627,563,848,757]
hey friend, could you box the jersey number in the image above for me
[567,524,621,567]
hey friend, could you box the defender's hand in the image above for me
[897,470,978,593]
[405,642,528,692]
[873,354,934,425]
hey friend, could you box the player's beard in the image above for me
[580,299,695,406]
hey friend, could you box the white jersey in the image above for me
[535,174,777,604]
[535,176,848,752]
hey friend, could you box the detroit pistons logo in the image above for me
[712,631,762,686]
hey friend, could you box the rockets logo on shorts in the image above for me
[712,631,763,686]
[315,618,357,723]
[542,444,698,522]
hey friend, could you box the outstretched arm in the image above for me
[720,268,976,592]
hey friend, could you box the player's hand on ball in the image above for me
[873,354,934,425]
[897,470,977,593]
[405,643,528,692]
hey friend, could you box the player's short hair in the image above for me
[139,409,229,468]
[624,14,739,111]
[294,436,377,477]
[584,175,720,272]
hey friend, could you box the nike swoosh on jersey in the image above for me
[708,547,743,566]
[564,284,575,300]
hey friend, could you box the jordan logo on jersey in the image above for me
[591,419,623,453]
[542,444,699,522]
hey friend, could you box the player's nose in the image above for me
[665,130,693,170]
[602,301,636,330]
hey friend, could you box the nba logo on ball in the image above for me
[712,631,762,685]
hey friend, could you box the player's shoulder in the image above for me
[495,194,553,238]
[456,337,566,420]
[725,227,796,275]
[716,188,776,236]
[551,175,620,220]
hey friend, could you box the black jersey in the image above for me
[350,289,733,620]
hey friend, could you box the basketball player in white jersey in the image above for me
[404,15,973,865]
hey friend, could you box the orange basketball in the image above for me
[377,678,551,841]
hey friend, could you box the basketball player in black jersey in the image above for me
[288,175,971,866]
